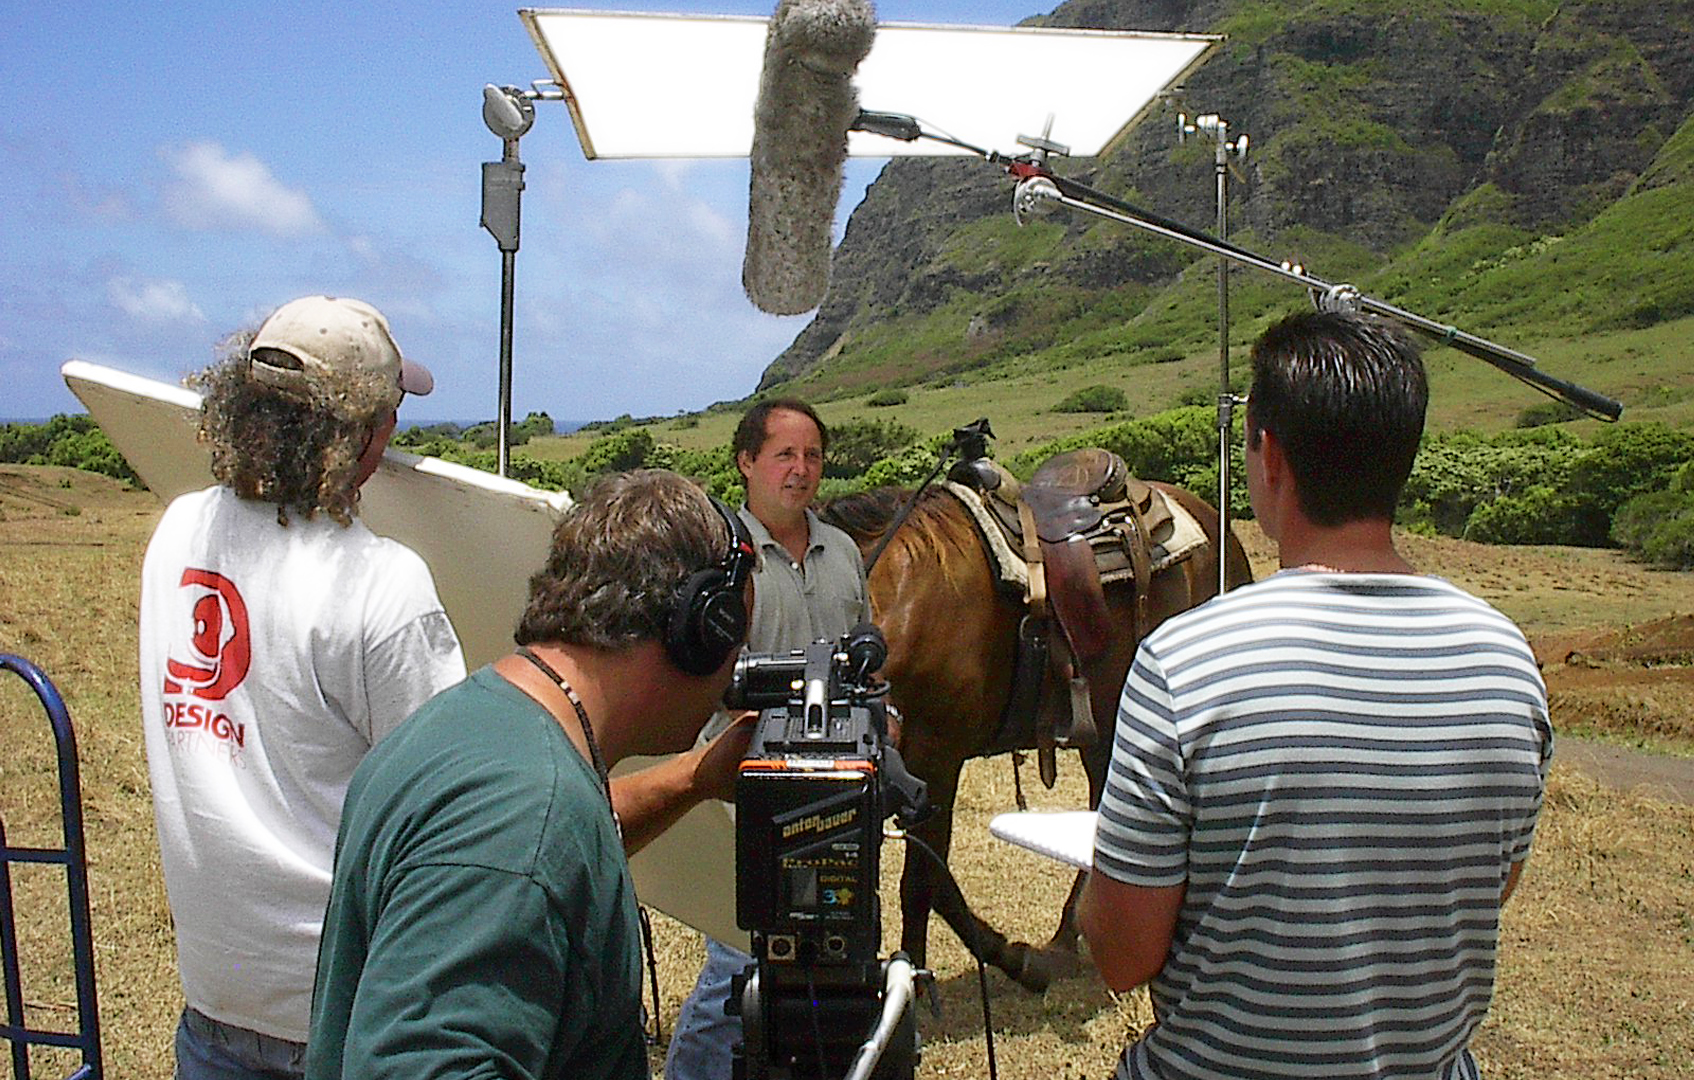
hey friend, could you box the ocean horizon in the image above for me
[4,415,593,435]
[403,418,591,434]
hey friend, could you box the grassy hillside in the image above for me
[526,311,1694,467]
[722,0,1693,456]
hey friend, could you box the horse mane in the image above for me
[817,487,906,542]
[819,487,978,587]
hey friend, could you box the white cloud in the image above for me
[651,160,697,193]
[344,234,378,264]
[160,141,325,237]
[107,277,206,324]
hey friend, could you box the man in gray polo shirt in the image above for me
[665,397,872,1080]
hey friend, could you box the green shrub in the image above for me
[859,434,951,489]
[1515,400,1582,428]
[514,411,555,439]
[1463,485,1584,544]
[0,416,140,485]
[578,429,656,475]
[664,444,742,501]
[1563,422,1694,544]
[459,421,509,449]
[1053,385,1128,413]
[826,418,920,479]
[394,422,464,448]
[1612,460,1694,568]
[1611,488,1694,567]
[0,421,57,462]
[866,389,908,407]
[1010,405,1219,485]
[578,413,636,434]
[423,444,579,493]
[44,428,140,485]
[1400,430,1578,537]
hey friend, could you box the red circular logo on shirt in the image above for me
[163,568,251,701]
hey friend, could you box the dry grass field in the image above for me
[3,463,1692,1078]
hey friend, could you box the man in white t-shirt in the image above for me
[138,296,466,1080]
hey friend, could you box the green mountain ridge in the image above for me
[752,0,1694,417]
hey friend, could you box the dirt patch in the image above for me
[1532,613,1694,770]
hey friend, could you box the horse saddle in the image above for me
[946,448,1177,786]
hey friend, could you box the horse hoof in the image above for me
[996,941,1077,995]
[1013,945,1084,993]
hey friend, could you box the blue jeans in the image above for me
[665,939,753,1080]
[175,1007,305,1080]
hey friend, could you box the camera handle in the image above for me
[842,954,922,1080]
[879,742,931,828]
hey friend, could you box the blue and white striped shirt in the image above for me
[1094,569,1551,1080]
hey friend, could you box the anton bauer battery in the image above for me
[726,629,928,1080]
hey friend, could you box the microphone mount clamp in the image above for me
[1015,114,1070,169]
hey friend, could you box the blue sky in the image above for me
[2,0,1055,425]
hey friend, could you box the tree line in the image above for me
[6,409,1690,569]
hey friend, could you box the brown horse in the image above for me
[819,479,1252,991]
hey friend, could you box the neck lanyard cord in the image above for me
[516,646,619,839]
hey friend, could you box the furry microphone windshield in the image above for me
[742,0,877,316]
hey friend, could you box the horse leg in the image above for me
[902,801,1072,993]
[1046,736,1114,958]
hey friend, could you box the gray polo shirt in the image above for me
[698,507,871,747]
[737,505,872,654]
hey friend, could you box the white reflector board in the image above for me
[521,9,1219,159]
[62,359,746,947]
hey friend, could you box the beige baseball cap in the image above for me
[249,295,434,401]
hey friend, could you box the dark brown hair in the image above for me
[731,398,829,461]
[515,469,728,649]
[1247,311,1428,527]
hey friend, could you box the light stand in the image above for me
[1178,112,1248,596]
[480,82,561,477]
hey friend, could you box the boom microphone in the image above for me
[742,0,876,316]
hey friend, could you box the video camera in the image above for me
[725,624,929,1080]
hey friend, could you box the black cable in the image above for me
[638,903,663,1045]
[896,831,998,1080]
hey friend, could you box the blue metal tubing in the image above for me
[1,654,103,1080]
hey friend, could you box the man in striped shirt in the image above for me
[1080,311,1552,1080]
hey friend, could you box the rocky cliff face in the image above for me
[758,0,1694,393]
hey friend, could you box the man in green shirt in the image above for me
[308,469,759,1080]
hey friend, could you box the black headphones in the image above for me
[664,496,757,676]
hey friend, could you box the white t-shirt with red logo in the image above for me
[139,484,466,1043]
